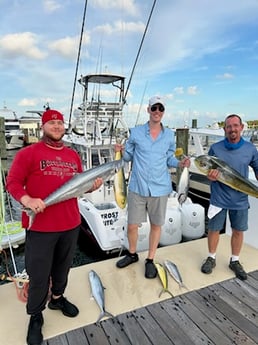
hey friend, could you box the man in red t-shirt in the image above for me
[6,109,102,345]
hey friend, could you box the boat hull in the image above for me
[0,221,25,249]
[78,193,205,254]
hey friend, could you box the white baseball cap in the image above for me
[148,95,166,108]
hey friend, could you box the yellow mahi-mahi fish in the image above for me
[113,149,127,209]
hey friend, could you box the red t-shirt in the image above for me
[6,141,83,232]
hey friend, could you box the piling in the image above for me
[175,127,189,187]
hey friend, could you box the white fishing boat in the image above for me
[0,106,25,150]
[63,73,205,255]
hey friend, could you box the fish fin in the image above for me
[159,288,174,298]
[22,207,35,229]
[166,289,174,298]
[158,289,165,298]
[96,310,114,323]
[179,283,189,290]
[28,214,35,229]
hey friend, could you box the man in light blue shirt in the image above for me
[116,95,190,278]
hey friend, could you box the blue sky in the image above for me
[1,0,258,128]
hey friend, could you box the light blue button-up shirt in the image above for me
[123,122,179,197]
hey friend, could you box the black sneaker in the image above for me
[26,312,44,345]
[116,253,139,268]
[229,260,247,280]
[48,296,79,317]
[145,259,157,279]
[201,257,216,274]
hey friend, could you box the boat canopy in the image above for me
[79,74,125,85]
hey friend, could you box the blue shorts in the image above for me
[208,209,248,232]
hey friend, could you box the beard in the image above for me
[42,133,64,148]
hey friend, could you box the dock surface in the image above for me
[44,270,258,345]
[1,234,258,345]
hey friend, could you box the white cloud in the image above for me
[94,20,145,35]
[18,98,39,107]
[48,35,90,60]
[0,32,46,59]
[187,86,198,95]
[91,0,139,16]
[174,87,184,95]
[43,0,62,13]
[216,73,234,79]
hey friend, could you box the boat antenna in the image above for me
[68,0,88,128]
[123,0,156,104]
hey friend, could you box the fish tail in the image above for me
[180,283,189,290]
[28,214,35,229]
[166,289,174,298]
[22,207,35,229]
[159,288,174,298]
[96,310,114,323]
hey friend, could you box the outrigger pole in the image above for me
[68,0,88,128]
[123,0,157,104]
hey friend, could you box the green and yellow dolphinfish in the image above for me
[194,155,258,198]
[113,149,127,209]
[155,262,174,298]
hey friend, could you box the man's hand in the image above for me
[20,195,46,213]
[179,157,191,168]
[207,169,220,181]
[87,177,103,193]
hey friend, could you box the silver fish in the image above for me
[194,155,258,198]
[24,159,124,227]
[177,166,189,205]
[88,270,114,323]
[164,260,188,290]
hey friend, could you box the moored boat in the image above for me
[63,73,205,255]
[0,159,25,250]
[0,106,24,150]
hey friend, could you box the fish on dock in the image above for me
[88,270,114,323]
[154,262,174,298]
[24,159,124,227]
[194,155,258,198]
[113,149,127,209]
[164,259,188,290]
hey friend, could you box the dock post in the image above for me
[175,127,189,188]
[0,117,7,172]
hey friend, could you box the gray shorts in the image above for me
[127,191,168,226]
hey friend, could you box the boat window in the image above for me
[100,148,113,163]
[5,124,20,130]
[91,152,100,167]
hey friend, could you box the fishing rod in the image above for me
[68,0,88,128]
[123,0,157,104]
[135,81,148,126]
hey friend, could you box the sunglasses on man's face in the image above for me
[150,104,165,112]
